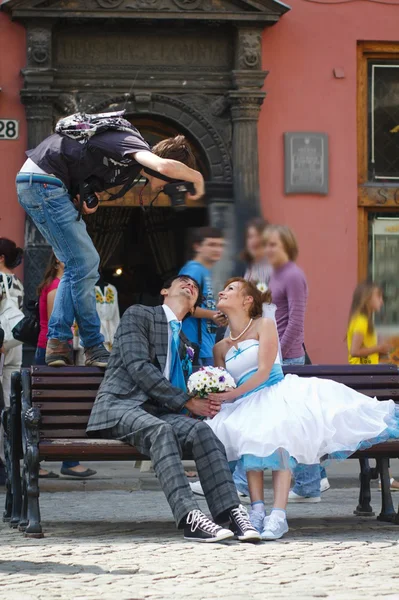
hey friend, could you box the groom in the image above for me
[87,275,259,543]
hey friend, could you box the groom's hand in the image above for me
[185,397,213,418]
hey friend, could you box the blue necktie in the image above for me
[169,320,187,392]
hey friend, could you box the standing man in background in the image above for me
[179,227,227,366]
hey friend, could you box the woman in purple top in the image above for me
[265,225,307,364]
[265,225,329,501]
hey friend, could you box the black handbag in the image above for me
[12,300,40,347]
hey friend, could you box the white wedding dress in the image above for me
[206,339,399,471]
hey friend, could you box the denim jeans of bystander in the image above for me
[17,180,103,349]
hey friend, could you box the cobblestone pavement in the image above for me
[1,487,399,600]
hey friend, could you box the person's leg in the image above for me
[16,181,103,349]
[159,414,260,541]
[291,463,321,499]
[246,470,266,532]
[261,470,290,540]
[246,471,264,504]
[105,408,200,526]
[272,470,291,510]
[320,466,327,480]
[34,347,46,365]
[160,414,239,522]
[233,460,250,496]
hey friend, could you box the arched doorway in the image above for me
[86,115,209,314]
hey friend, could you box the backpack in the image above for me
[55,110,135,143]
[55,110,143,218]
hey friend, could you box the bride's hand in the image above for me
[208,388,238,405]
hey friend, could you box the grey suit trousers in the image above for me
[104,407,240,526]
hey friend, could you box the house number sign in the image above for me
[0,119,19,140]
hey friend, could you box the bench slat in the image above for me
[32,390,97,399]
[32,377,103,388]
[32,366,104,376]
[358,389,399,398]
[39,428,88,438]
[282,364,398,375]
[33,402,94,412]
[41,416,90,425]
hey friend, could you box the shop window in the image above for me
[368,61,399,182]
[368,213,399,329]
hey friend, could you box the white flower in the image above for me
[256,282,268,293]
[187,366,236,397]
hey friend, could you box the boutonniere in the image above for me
[186,345,195,362]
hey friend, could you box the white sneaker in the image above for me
[249,509,267,533]
[261,513,289,541]
[320,477,330,493]
[288,490,321,503]
[190,480,251,505]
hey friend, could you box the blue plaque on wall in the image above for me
[284,132,329,195]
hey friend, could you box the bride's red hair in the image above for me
[224,277,272,318]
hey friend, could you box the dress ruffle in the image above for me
[237,404,399,472]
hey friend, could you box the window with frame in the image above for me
[368,60,399,182]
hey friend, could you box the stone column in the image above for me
[228,27,268,254]
[20,23,57,308]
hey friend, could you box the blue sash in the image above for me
[236,364,284,399]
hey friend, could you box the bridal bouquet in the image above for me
[187,366,236,398]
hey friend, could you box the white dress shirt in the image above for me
[162,304,181,380]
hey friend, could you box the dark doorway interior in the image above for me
[87,206,208,315]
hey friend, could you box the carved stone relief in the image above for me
[27,26,52,68]
[236,29,262,71]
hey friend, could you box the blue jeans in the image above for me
[283,355,327,496]
[17,180,103,348]
[233,460,250,496]
[34,346,79,469]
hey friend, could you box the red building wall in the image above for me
[0,11,26,280]
[260,0,399,363]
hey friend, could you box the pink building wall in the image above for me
[260,0,399,363]
[0,12,26,280]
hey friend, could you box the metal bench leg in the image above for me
[9,372,22,529]
[2,408,12,522]
[23,406,43,538]
[18,465,28,532]
[376,457,397,523]
[20,370,43,538]
[354,458,375,517]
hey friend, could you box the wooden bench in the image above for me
[3,363,399,538]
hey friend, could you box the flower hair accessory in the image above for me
[256,282,268,293]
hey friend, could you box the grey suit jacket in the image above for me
[87,304,191,434]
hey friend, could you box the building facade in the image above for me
[0,0,399,363]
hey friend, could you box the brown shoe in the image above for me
[45,339,74,367]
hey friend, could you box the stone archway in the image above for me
[91,94,233,185]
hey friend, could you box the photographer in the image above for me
[16,116,204,368]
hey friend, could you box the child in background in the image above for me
[347,281,390,365]
[347,281,399,490]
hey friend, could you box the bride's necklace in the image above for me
[229,318,253,342]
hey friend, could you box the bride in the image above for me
[206,277,399,541]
